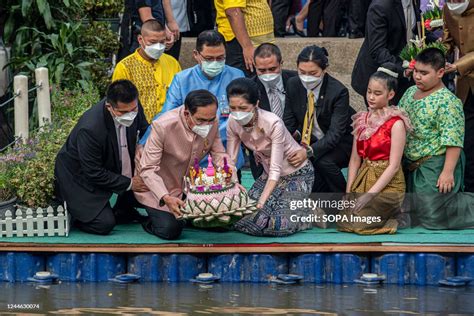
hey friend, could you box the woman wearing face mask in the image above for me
[443,0,474,191]
[284,45,355,193]
[226,78,315,237]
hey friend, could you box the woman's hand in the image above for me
[352,193,373,213]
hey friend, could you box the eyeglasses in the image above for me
[198,52,225,62]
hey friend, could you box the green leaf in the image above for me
[63,0,70,7]
[21,0,34,16]
[65,43,73,56]
[54,63,65,85]
[49,34,60,51]
[3,13,16,43]
[36,0,46,13]
[44,3,54,29]
[77,61,93,68]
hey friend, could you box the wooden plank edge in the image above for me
[0,243,473,253]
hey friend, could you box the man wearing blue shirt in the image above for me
[140,30,246,169]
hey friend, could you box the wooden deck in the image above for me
[1,242,472,253]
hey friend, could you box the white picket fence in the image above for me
[0,204,70,238]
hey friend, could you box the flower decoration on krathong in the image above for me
[423,6,444,31]
[400,37,448,69]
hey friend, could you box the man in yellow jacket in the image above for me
[113,19,181,122]
[443,0,474,191]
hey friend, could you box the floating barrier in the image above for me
[0,252,45,282]
[0,252,470,284]
[457,254,474,278]
[290,254,369,283]
[372,253,455,285]
[46,253,126,282]
[128,254,206,282]
[208,254,288,282]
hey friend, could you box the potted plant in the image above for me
[0,163,17,218]
[0,138,38,218]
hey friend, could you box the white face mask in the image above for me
[192,124,212,138]
[447,1,470,15]
[144,42,166,60]
[258,73,281,87]
[230,110,254,126]
[114,111,138,127]
[299,74,323,90]
[201,60,225,78]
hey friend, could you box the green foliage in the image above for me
[400,41,448,63]
[3,0,84,43]
[80,21,121,95]
[423,6,443,21]
[8,22,99,90]
[0,86,99,207]
[83,0,123,18]
[4,0,121,92]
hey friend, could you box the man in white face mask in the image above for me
[54,80,150,235]
[443,0,474,191]
[135,90,237,240]
[246,43,297,179]
[139,30,246,175]
[113,19,181,122]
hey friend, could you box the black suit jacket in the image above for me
[54,99,149,222]
[283,74,355,162]
[253,69,298,112]
[351,0,420,103]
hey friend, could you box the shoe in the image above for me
[290,17,306,37]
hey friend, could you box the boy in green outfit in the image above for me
[399,47,474,229]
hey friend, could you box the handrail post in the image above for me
[35,67,51,127]
[13,75,29,141]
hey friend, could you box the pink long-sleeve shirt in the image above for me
[135,106,235,211]
[227,108,308,182]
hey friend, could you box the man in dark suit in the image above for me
[351,0,420,104]
[248,43,298,179]
[54,80,149,235]
[284,68,355,193]
[307,0,345,37]
[348,0,372,39]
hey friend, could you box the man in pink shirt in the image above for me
[135,90,236,239]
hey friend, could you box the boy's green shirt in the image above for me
[399,85,465,161]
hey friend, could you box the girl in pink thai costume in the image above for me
[338,63,412,235]
[226,78,315,236]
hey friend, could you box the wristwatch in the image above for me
[159,195,168,207]
[304,144,314,158]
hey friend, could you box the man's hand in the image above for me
[288,148,307,167]
[243,45,255,72]
[131,176,149,192]
[165,26,175,51]
[163,194,184,216]
[167,20,180,41]
[437,170,455,193]
[445,62,457,74]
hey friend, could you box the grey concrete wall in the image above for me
[178,37,365,111]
